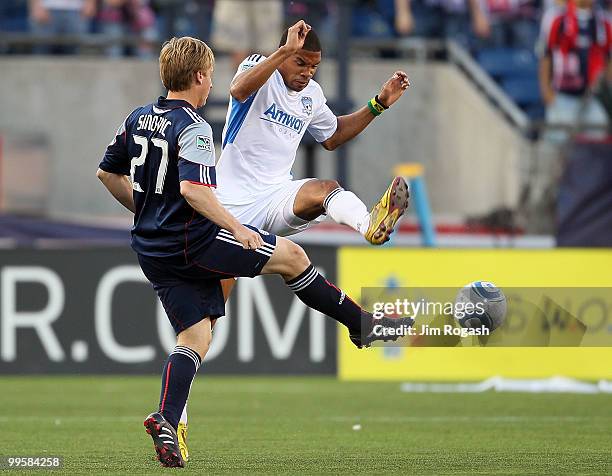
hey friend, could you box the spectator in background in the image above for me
[539,0,611,140]
[284,0,335,54]
[151,0,214,45]
[350,1,415,57]
[97,0,157,58]
[536,0,566,57]
[404,0,491,51]
[354,0,414,37]
[393,0,414,36]
[28,0,96,54]
[181,1,215,41]
[351,0,397,38]
[130,0,157,58]
[211,0,283,70]
[483,0,540,49]
[543,0,565,11]
[284,0,332,30]
[98,0,127,57]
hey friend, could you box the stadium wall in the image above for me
[0,57,526,220]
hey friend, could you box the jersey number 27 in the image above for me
[130,134,169,194]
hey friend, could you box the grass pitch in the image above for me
[3,376,611,475]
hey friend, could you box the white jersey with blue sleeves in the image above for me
[216,54,338,205]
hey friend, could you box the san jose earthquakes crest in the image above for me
[301,96,313,116]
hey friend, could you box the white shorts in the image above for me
[222,179,326,237]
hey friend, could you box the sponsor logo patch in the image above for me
[196,135,212,151]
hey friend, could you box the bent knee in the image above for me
[319,180,341,200]
[286,240,310,272]
[177,320,213,358]
[190,335,211,360]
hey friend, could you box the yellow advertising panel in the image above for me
[338,248,612,381]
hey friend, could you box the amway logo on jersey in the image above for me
[261,103,306,134]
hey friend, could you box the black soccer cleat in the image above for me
[350,316,415,349]
[144,412,185,468]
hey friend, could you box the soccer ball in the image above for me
[454,281,507,331]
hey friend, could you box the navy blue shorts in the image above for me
[138,225,277,334]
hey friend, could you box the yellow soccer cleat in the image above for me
[177,422,189,462]
[365,177,410,245]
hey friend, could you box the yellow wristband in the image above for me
[368,97,385,116]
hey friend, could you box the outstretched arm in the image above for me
[96,169,135,213]
[321,71,410,151]
[230,20,311,102]
[321,107,375,151]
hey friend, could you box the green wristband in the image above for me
[368,97,384,116]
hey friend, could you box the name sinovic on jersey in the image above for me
[137,114,172,137]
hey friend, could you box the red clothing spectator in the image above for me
[483,0,540,48]
[544,0,611,95]
[539,0,611,140]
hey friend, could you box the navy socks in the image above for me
[159,345,201,430]
[286,264,370,335]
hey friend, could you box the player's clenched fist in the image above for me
[232,225,264,250]
[378,71,410,108]
[282,20,312,54]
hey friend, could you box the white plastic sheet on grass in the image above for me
[400,377,612,394]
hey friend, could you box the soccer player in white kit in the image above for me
[216,20,410,247]
[177,21,411,458]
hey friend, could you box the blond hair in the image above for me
[159,37,215,92]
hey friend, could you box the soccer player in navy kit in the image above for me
[97,36,412,468]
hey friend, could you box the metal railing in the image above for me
[0,32,148,51]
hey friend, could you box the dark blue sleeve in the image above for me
[99,116,130,175]
[178,159,217,187]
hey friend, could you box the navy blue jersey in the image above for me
[99,97,219,257]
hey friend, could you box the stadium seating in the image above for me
[477,47,542,119]
[0,0,28,33]
[477,48,538,80]
[502,77,542,107]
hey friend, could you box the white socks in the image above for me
[324,188,371,235]
[180,403,188,425]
